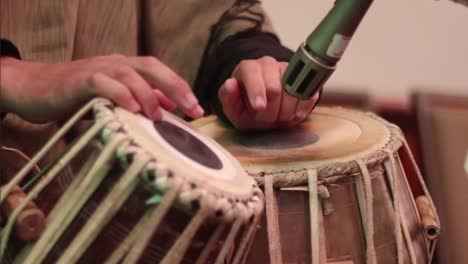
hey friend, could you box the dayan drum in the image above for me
[0,98,264,264]
[193,107,440,264]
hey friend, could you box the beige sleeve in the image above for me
[0,0,80,63]
[141,0,276,87]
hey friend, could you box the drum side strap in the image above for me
[384,150,405,264]
[307,168,321,264]
[231,218,256,264]
[22,137,121,264]
[264,174,283,264]
[13,151,80,264]
[214,219,243,264]
[355,160,377,264]
[120,179,183,264]
[0,98,101,205]
[105,206,157,264]
[394,156,424,264]
[0,117,111,261]
[195,224,227,264]
[234,215,262,264]
[401,140,439,226]
[160,208,210,264]
[57,152,151,264]
[401,140,440,264]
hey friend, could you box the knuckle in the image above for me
[140,56,160,67]
[218,86,227,99]
[239,60,256,70]
[115,66,136,79]
[108,53,125,60]
[87,72,103,88]
[266,82,281,98]
[170,76,189,92]
[260,56,277,64]
[112,87,132,102]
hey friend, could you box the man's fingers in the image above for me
[278,93,299,122]
[219,78,245,127]
[154,89,177,111]
[295,93,320,121]
[232,60,266,111]
[114,66,161,119]
[129,56,203,118]
[256,57,282,123]
[88,73,141,113]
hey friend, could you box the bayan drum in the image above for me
[0,98,263,264]
[193,107,440,264]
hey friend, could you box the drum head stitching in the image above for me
[107,106,264,222]
[195,107,404,186]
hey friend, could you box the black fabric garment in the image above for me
[1,38,22,120]
[0,39,21,59]
[194,29,294,123]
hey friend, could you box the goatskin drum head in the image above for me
[114,108,255,199]
[193,107,392,173]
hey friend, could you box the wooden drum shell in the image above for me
[194,107,439,264]
[1,99,263,264]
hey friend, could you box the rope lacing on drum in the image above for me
[1,98,263,263]
[307,168,321,264]
[0,99,114,262]
[354,160,377,264]
[383,149,406,264]
[264,175,283,264]
[57,151,152,264]
[263,168,327,264]
[20,120,125,263]
[400,139,440,263]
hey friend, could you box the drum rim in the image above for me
[193,107,403,184]
[93,100,264,222]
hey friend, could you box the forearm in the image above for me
[1,39,23,117]
[1,57,18,115]
[0,57,36,117]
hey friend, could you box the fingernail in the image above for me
[184,93,199,109]
[129,100,140,112]
[254,96,266,110]
[296,109,309,120]
[224,79,232,89]
[152,108,162,120]
[191,105,204,117]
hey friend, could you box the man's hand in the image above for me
[0,54,204,123]
[218,56,320,130]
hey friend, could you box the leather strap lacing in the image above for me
[307,168,320,264]
[355,160,377,264]
[264,175,283,264]
[384,149,405,264]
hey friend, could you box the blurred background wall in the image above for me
[264,2,468,263]
[263,0,468,106]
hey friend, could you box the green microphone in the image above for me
[281,0,374,99]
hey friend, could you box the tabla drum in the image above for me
[0,98,264,264]
[193,107,440,264]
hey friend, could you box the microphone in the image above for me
[281,0,467,100]
[450,0,468,7]
[281,0,374,99]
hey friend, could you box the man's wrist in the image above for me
[0,57,22,114]
[1,38,23,118]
